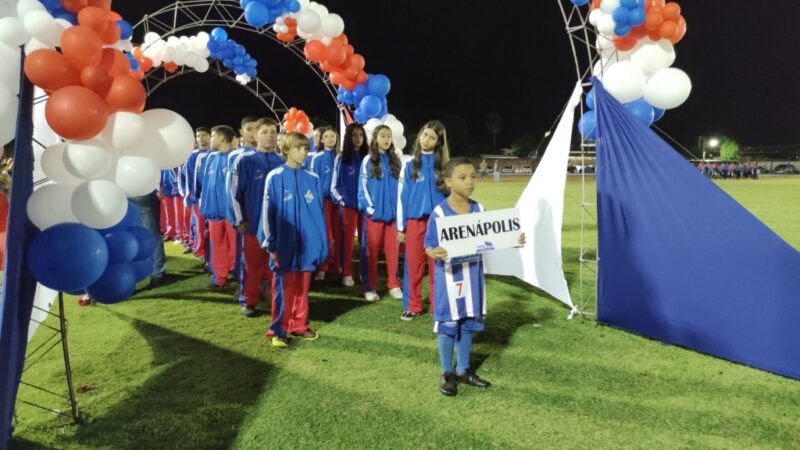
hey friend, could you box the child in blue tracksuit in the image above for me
[424,157,525,396]
[331,123,369,287]
[397,120,450,320]
[357,125,403,302]
[260,131,328,347]
[160,169,180,240]
[226,117,260,288]
[309,126,341,280]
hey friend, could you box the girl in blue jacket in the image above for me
[260,132,328,347]
[357,125,403,302]
[331,123,369,287]
[309,126,341,281]
[397,120,450,320]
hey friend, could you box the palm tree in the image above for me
[485,111,502,151]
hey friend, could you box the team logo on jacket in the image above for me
[283,191,293,202]
[324,166,331,174]
[348,168,355,176]
[304,189,314,203]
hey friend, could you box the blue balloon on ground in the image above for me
[578,111,598,140]
[367,74,391,97]
[359,95,382,117]
[128,226,156,261]
[28,223,109,292]
[653,107,665,122]
[117,20,133,40]
[211,27,228,41]
[86,263,137,304]
[131,256,154,282]
[585,88,596,110]
[624,99,655,126]
[104,230,140,264]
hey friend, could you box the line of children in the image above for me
[397,120,450,320]
[357,125,403,302]
[309,126,342,281]
[331,123,369,287]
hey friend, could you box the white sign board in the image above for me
[435,208,521,259]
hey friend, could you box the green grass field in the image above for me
[11,177,800,450]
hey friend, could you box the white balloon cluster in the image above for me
[29,109,195,230]
[364,114,406,153]
[293,0,344,45]
[142,31,212,73]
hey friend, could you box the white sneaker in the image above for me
[389,287,403,299]
[342,276,355,287]
[364,291,380,302]
[314,271,326,281]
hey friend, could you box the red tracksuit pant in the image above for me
[242,232,272,308]
[319,199,341,273]
[192,205,208,258]
[161,195,177,238]
[403,217,436,314]
[208,219,236,286]
[176,197,190,243]
[339,206,360,278]
[360,216,400,293]
[267,271,312,337]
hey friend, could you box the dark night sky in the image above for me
[115,1,800,152]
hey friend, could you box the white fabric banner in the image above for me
[484,82,582,313]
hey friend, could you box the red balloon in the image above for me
[304,40,326,63]
[332,33,348,47]
[163,62,178,73]
[284,120,296,131]
[45,86,109,140]
[662,2,681,21]
[61,0,88,14]
[349,54,365,71]
[325,44,346,66]
[356,71,368,85]
[60,25,104,69]
[104,75,146,113]
[342,66,358,80]
[80,65,111,95]
[659,21,678,40]
[645,0,666,10]
[644,11,664,31]
[296,122,310,134]
[139,57,153,72]
[130,69,145,81]
[329,70,347,87]
[613,35,638,51]
[670,16,687,44]
[77,6,108,34]
[87,0,110,11]
[108,11,122,21]
[98,21,120,45]
[345,44,354,56]
[99,48,130,77]
[629,25,648,40]
[24,49,82,91]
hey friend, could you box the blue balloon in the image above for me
[628,7,646,26]
[624,99,655,126]
[367,74,391,97]
[234,45,246,56]
[211,27,228,41]
[245,67,257,77]
[287,0,301,13]
[264,0,282,6]
[246,59,257,68]
[224,47,235,59]
[233,56,243,66]
[117,20,133,40]
[359,95,382,117]
[41,0,61,12]
[620,0,640,8]
[570,0,590,5]
[578,111,597,140]
[614,24,631,37]
[353,83,369,102]
[86,263,137,304]
[378,99,389,119]
[240,0,256,8]
[585,88,596,110]
[207,40,218,51]
[98,201,141,234]
[612,7,630,25]
[28,224,109,292]
[104,230,140,264]
[353,109,367,124]
[131,256,154,282]
[245,2,271,27]
[128,226,156,261]
[653,106,665,122]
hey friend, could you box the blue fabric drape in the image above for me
[0,52,38,450]
[594,78,800,380]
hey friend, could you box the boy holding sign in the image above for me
[424,157,525,396]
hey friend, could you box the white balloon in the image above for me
[0,42,20,94]
[393,135,407,152]
[0,17,30,47]
[63,140,113,180]
[588,8,602,26]
[195,58,209,73]
[601,61,646,103]
[41,143,82,185]
[115,156,160,197]
[321,13,344,37]
[24,37,51,54]
[23,10,59,46]
[0,1,13,18]
[386,118,404,137]
[0,93,18,146]
[132,109,195,169]
[600,0,620,14]
[100,112,146,152]
[644,68,692,109]
[71,180,128,229]
[630,39,676,77]
[596,14,616,36]
[296,9,321,34]
[26,184,79,230]
[16,0,45,18]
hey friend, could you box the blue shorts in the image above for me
[434,317,485,337]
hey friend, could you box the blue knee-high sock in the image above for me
[437,334,455,374]
[455,330,474,375]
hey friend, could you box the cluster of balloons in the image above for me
[137,30,213,76]
[282,107,313,136]
[272,15,297,42]
[364,114,406,152]
[573,0,691,139]
[293,0,344,44]
[28,202,157,303]
[241,0,300,28]
[336,73,391,123]
[207,27,258,84]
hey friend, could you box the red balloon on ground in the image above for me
[45,86,109,140]
[104,75,146,113]
[24,49,82,91]
[60,25,104,69]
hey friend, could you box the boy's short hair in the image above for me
[257,118,278,130]
[195,126,210,134]
[281,131,309,153]
[444,157,476,177]
[211,125,236,143]
[240,116,259,128]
